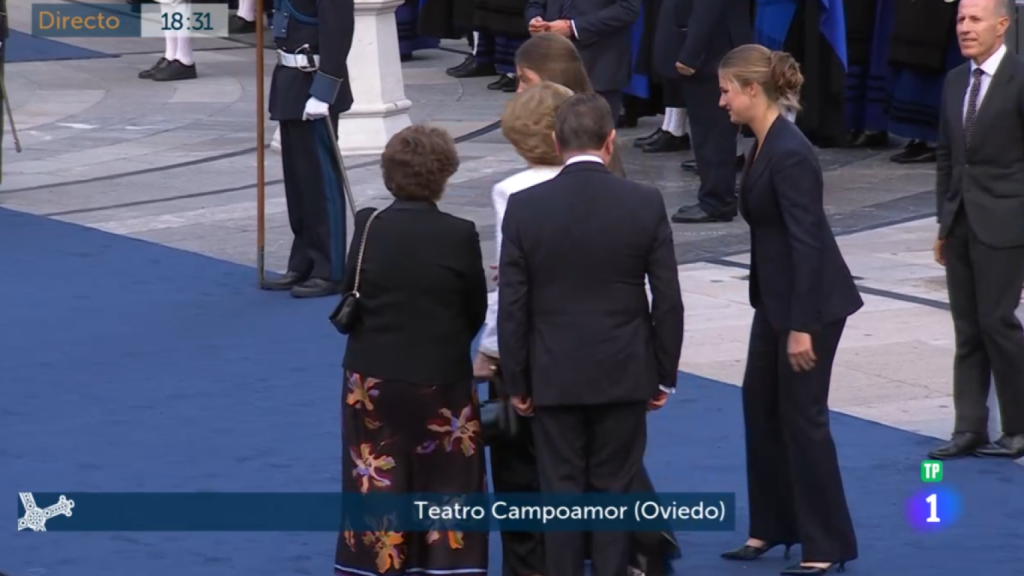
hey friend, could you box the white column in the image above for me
[335,0,413,154]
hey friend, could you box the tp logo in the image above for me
[18,493,75,532]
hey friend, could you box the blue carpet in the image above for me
[1,205,1022,575]
[5,30,115,63]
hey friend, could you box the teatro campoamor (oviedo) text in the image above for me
[413,498,729,525]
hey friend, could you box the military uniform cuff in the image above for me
[309,72,342,104]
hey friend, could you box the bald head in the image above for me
[957,0,1010,63]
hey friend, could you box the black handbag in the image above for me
[329,209,382,335]
[478,370,524,445]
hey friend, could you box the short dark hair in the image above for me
[554,93,613,153]
[380,125,460,201]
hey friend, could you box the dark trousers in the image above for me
[944,209,1024,434]
[681,75,737,217]
[279,116,347,281]
[532,402,647,576]
[488,384,546,576]
[742,310,857,563]
[598,90,624,122]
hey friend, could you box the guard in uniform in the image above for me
[262,0,355,298]
[139,0,199,81]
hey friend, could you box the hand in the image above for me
[302,96,330,120]
[528,16,547,34]
[674,62,695,76]
[933,237,945,266]
[490,264,498,282]
[648,391,668,411]
[547,19,573,38]
[473,352,498,381]
[787,331,816,372]
[510,396,533,416]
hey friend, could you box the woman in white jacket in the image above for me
[476,81,572,362]
[476,81,572,576]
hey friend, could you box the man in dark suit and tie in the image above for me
[930,0,1024,460]
[497,93,685,576]
[665,0,752,224]
[524,0,640,117]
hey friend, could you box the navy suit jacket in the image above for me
[524,0,641,92]
[739,117,863,333]
[653,0,752,79]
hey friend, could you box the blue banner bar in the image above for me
[18,492,736,532]
[32,3,142,38]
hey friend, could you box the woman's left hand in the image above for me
[787,331,816,372]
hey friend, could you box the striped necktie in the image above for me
[964,67,984,145]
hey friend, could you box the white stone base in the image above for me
[336,101,413,154]
[335,0,412,155]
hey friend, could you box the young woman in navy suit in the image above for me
[716,45,863,576]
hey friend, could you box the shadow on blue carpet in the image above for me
[6,30,115,63]
[1,206,1021,575]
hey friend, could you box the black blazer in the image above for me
[341,200,488,385]
[524,0,641,92]
[497,160,685,407]
[740,117,863,333]
[654,0,751,79]
[936,54,1024,248]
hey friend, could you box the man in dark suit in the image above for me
[497,93,685,576]
[931,0,1024,460]
[524,0,640,117]
[664,0,751,224]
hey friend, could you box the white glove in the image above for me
[302,97,330,121]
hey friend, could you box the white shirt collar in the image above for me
[564,154,605,166]
[972,43,1006,77]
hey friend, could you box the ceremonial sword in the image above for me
[323,118,358,218]
[0,72,21,153]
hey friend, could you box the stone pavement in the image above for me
[1,6,1020,459]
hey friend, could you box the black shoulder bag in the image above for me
[329,209,381,334]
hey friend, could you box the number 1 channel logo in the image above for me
[906,461,962,531]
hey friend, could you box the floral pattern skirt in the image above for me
[334,371,489,576]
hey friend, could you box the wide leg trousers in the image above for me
[741,310,858,563]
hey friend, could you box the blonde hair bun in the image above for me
[768,50,804,101]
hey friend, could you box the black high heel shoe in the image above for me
[780,562,846,575]
[721,541,794,561]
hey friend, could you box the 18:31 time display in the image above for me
[161,11,214,31]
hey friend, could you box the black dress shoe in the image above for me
[260,271,309,291]
[891,139,935,163]
[721,541,793,561]
[975,434,1024,458]
[449,62,496,78]
[671,205,735,223]
[641,131,689,153]
[138,57,169,79]
[634,128,665,148]
[445,55,474,76]
[228,16,256,34]
[150,60,197,81]
[617,115,639,129]
[781,562,846,575]
[502,75,519,92]
[487,75,516,91]
[928,431,988,459]
[680,154,745,174]
[291,278,343,298]
[849,130,888,148]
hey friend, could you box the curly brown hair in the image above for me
[380,125,461,201]
[501,81,574,166]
